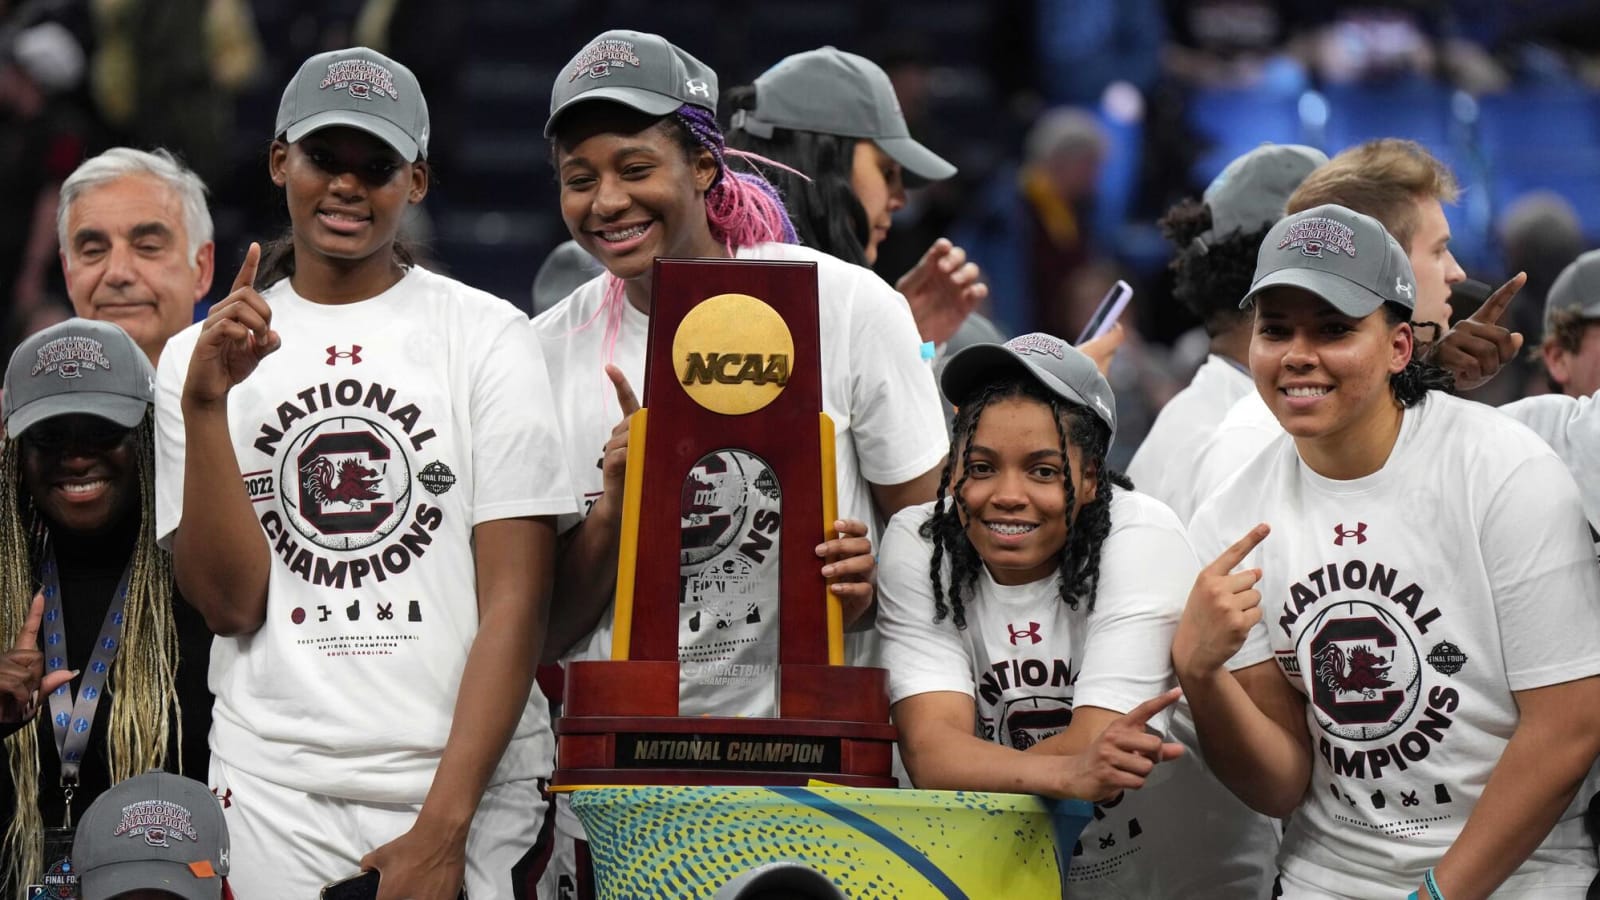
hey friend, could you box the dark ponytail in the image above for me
[724,85,871,266]
[1383,302,1455,407]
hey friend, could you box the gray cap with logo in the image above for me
[546,30,718,138]
[1198,143,1328,249]
[73,771,230,900]
[1242,203,1417,318]
[3,318,154,438]
[276,46,430,161]
[1544,248,1600,331]
[940,333,1117,441]
[730,46,956,186]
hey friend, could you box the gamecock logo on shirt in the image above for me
[280,415,412,551]
[1297,599,1422,741]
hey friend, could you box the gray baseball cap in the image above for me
[731,47,956,186]
[546,30,717,138]
[276,47,430,161]
[941,333,1117,441]
[1242,203,1417,318]
[1544,249,1600,331]
[73,771,230,900]
[1198,143,1328,248]
[3,318,154,438]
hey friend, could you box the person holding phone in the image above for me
[877,332,1277,897]
[1179,204,1600,898]
[155,47,575,899]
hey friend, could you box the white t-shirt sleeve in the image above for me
[844,277,948,487]
[876,505,976,704]
[1074,498,1194,713]
[1479,453,1600,691]
[153,329,193,549]
[469,317,578,523]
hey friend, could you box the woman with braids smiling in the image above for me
[876,331,1274,897]
[0,319,210,897]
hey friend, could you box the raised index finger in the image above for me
[12,592,44,651]
[1467,271,1526,326]
[231,242,262,294]
[605,364,640,416]
[1119,687,1183,728]
[1207,523,1270,576]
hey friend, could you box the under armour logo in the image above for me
[212,788,232,809]
[326,345,363,365]
[1333,522,1367,546]
[685,78,711,98]
[1395,278,1414,299]
[1007,622,1042,645]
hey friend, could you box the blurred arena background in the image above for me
[7,0,1600,459]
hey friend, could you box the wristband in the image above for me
[1407,893,1420,900]
[1424,868,1446,900]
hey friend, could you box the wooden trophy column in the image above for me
[554,258,896,787]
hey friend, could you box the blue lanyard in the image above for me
[39,548,132,826]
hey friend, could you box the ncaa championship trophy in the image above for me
[554,258,896,787]
[551,260,1092,900]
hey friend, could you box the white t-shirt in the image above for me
[1190,392,1600,898]
[1500,391,1600,554]
[532,242,948,716]
[878,492,1279,899]
[1126,353,1254,522]
[155,267,577,802]
[1183,388,1280,524]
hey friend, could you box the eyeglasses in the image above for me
[21,419,135,454]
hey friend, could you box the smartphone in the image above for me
[1076,279,1134,345]
[322,872,468,900]
[321,872,379,900]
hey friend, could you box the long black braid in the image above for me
[920,379,1132,629]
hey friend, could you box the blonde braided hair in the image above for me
[1,412,181,897]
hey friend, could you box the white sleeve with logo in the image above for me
[153,323,201,548]
[843,274,948,488]
[877,503,976,704]
[468,317,577,523]
[1074,492,1194,714]
[1480,453,1600,690]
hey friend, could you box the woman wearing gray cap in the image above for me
[877,331,1279,897]
[1179,204,1600,899]
[726,46,993,349]
[155,46,575,899]
[534,28,948,898]
[0,318,211,897]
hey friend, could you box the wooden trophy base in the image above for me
[554,659,898,788]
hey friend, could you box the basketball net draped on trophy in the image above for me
[554,258,897,787]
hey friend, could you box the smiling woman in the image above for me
[154,45,576,900]
[1179,204,1600,899]
[874,333,1278,897]
[0,319,210,896]
[532,29,950,898]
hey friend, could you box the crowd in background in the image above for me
[6,0,1600,459]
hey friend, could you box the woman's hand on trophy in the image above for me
[818,518,875,628]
